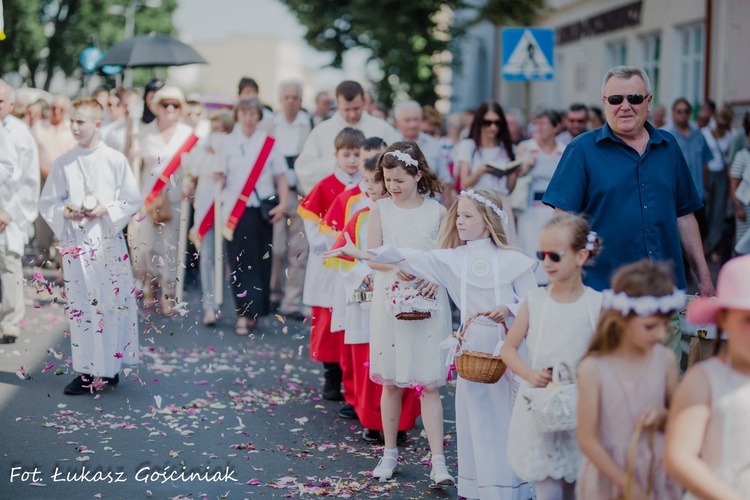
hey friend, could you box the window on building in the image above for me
[676,22,704,112]
[640,33,661,104]
[606,40,628,68]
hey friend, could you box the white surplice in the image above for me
[39,142,141,377]
[370,238,537,500]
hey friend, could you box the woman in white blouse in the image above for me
[455,101,519,241]
[217,99,288,335]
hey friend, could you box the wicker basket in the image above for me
[454,314,507,384]
[524,363,578,432]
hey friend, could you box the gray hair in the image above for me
[277,79,303,99]
[601,66,652,96]
[394,100,423,120]
[504,107,527,128]
[234,98,264,121]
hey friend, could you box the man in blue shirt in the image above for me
[543,65,715,297]
[661,98,713,238]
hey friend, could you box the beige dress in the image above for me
[576,344,681,499]
[128,121,194,298]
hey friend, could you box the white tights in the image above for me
[535,478,575,500]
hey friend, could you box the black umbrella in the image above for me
[96,34,207,69]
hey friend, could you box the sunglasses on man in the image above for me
[604,94,649,106]
[536,251,566,262]
[161,101,181,110]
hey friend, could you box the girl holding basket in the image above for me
[501,214,602,499]
[326,187,536,499]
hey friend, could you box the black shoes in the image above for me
[63,373,119,395]
[283,311,307,322]
[2,335,17,344]
[63,374,93,395]
[322,362,343,401]
[362,428,382,443]
[338,403,357,419]
[361,429,409,445]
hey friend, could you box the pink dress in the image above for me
[576,344,681,499]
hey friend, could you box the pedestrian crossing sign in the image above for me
[502,28,555,81]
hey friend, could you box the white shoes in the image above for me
[429,457,455,488]
[372,455,397,480]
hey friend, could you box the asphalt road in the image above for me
[0,267,459,500]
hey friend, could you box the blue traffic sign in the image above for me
[502,28,555,82]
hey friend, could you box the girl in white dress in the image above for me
[666,254,750,499]
[501,214,603,499]
[357,141,454,485]
[326,189,537,499]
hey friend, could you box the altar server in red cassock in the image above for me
[298,127,364,400]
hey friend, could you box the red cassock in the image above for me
[298,173,348,363]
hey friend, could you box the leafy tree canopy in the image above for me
[280,0,464,107]
[279,0,544,107]
[0,0,177,91]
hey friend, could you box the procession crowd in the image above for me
[0,64,749,500]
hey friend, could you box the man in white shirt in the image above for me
[294,81,401,195]
[0,79,39,343]
[394,100,454,207]
[270,80,312,321]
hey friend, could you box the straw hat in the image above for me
[687,254,750,324]
[150,86,185,114]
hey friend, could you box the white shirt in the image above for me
[272,110,312,189]
[100,120,128,153]
[415,132,452,184]
[219,128,286,217]
[702,126,732,173]
[294,111,401,195]
[1,116,39,254]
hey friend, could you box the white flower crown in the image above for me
[601,288,686,316]
[460,189,508,225]
[385,150,419,169]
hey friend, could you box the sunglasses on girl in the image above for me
[604,94,649,105]
[481,119,502,128]
[536,250,566,262]
[161,101,181,109]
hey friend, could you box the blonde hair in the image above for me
[543,213,601,263]
[72,97,105,121]
[586,259,677,356]
[438,189,509,249]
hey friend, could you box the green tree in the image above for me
[279,0,544,107]
[0,0,177,90]
[279,0,463,107]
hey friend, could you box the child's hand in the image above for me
[322,233,367,261]
[63,206,85,221]
[627,482,650,500]
[416,280,438,299]
[83,201,107,219]
[525,368,552,388]
[362,274,372,286]
[484,305,510,323]
[639,407,667,430]
[394,268,415,281]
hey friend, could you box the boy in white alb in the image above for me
[38,98,141,395]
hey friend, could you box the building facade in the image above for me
[452,0,749,121]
